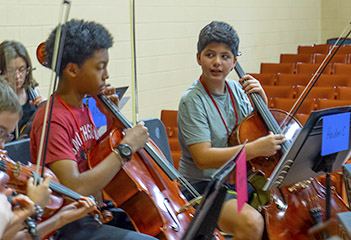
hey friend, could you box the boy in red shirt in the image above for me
[30,19,155,240]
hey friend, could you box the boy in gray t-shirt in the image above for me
[178,21,285,240]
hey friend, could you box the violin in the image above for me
[0,149,112,223]
[229,61,350,239]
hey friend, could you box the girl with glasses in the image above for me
[0,40,46,139]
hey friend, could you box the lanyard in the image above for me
[199,76,238,138]
[55,93,96,161]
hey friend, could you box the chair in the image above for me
[296,63,332,75]
[297,46,314,54]
[4,138,31,165]
[143,118,173,165]
[276,73,312,87]
[262,85,295,100]
[315,75,351,87]
[298,44,331,54]
[260,63,295,74]
[296,86,336,100]
[317,99,351,110]
[337,87,351,100]
[330,44,351,54]
[248,73,276,85]
[334,63,351,75]
[160,110,181,170]
[280,53,313,63]
[274,98,315,114]
[313,53,348,64]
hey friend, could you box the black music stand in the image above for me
[264,106,351,220]
[182,145,245,240]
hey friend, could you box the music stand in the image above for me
[182,145,245,240]
[264,106,351,220]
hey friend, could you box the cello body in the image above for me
[89,129,195,239]
[89,95,225,240]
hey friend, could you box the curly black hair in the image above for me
[45,19,114,77]
[197,21,239,57]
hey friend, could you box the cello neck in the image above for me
[234,62,290,154]
[97,94,182,181]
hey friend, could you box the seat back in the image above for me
[260,63,295,74]
[280,53,313,63]
[143,118,173,165]
[4,138,31,164]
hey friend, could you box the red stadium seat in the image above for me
[260,63,295,74]
[336,87,351,100]
[262,85,295,99]
[276,73,312,87]
[280,53,313,63]
[249,73,276,85]
[296,86,336,100]
[296,63,332,75]
[315,75,351,87]
[334,63,351,75]
[298,44,331,54]
[317,99,351,110]
[274,98,315,114]
[313,53,348,64]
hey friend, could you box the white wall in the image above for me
[0,0,327,120]
[321,0,351,43]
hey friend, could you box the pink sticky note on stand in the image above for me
[235,148,247,213]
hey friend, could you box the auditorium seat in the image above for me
[296,86,336,100]
[262,85,295,100]
[280,53,313,63]
[298,44,331,54]
[313,53,348,65]
[274,98,315,114]
[315,74,351,87]
[160,110,181,169]
[260,63,295,74]
[249,73,276,85]
[331,44,351,54]
[337,87,351,100]
[317,99,351,110]
[334,63,351,75]
[296,63,332,75]
[276,73,312,87]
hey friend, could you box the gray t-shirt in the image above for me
[178,78,253,182]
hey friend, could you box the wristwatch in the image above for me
[116,144,132,161]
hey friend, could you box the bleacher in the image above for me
[252,44,351,127]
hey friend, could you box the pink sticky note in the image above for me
[235,148,247,214]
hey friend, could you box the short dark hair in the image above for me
[0,76,22,117]
[0,40,38,89]
[45,19,114,77]
[197,21,239,57]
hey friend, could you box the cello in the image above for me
[88,94,224,240]
[230,61,350,239]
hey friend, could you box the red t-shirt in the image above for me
[30,97,99,173]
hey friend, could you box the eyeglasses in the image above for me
[0,128,14,143]
[5,66,29,77]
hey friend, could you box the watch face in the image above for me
[118,144,132,158]
[121,147,131,155]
